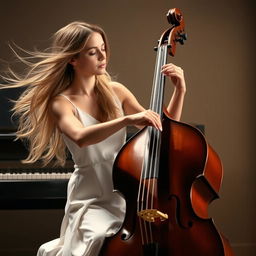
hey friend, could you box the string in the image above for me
[137,44,168,248]
[137,43,162,217]
[146,44,167,210]
[147,45,167,247]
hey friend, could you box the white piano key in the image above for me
[0,171,72,180]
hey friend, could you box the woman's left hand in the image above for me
[161,63,186,93]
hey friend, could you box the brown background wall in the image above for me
[0,0,255,255]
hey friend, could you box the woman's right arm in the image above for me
[50,97,161,148]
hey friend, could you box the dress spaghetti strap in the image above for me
[59,94,79,116]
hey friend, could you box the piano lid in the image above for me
[0,86,24,133]
[0,133,29,161]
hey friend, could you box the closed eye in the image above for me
[88,51,96,56]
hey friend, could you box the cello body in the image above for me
[100,113,234,255]
[100,8,234,256]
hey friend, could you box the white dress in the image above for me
[37,95,126,256]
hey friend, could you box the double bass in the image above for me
[100,8,234,256]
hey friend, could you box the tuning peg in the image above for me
[175,32,187,45]
[175,38,184,45]
[180,33,187,40]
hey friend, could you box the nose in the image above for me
[98,49,105,60]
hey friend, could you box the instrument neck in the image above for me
[149,44,168,118]
[141,44,168,180]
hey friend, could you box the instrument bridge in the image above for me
[138,209,168,222]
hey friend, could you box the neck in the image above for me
[69,75,96,96]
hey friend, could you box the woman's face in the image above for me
[71,32,107,77]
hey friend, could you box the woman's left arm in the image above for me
[161,63,186,121]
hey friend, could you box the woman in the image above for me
[1,22,186,256]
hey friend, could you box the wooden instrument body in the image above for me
[100,113,234,255]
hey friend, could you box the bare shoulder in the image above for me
[109,81,145,114]
[50,95,74,118]
[110,81,134,102]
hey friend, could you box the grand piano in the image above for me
[0,133,73,209]
[0,87,73,209]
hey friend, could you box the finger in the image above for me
[162,63,175,68]
[162,66,182,75]
[148,118,162,131]
[162,64,183,74]
[162,69,183,80]
[147,111,162,131]
[161,65,175,73]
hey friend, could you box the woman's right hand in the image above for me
[126,110,162,131]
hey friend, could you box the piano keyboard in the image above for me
[0,171,72,180]
[0,160,74,180]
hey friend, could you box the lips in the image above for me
[98,63,106,69]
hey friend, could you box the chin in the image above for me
[96,70,106,75]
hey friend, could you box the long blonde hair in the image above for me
[1,21,119,166]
